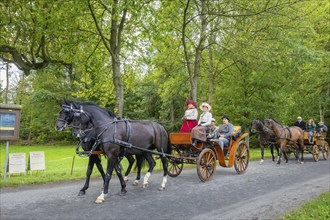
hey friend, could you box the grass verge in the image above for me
[0,143,266,187]
[280,191,330,220]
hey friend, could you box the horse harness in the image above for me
[274,126,294,142]
[73,107,169,158]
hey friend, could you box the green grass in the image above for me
[280,191,330,220]
[0,143,271,187]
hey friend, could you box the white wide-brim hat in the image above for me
[200,102,211,111]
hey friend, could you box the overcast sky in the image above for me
[0,63,21,88]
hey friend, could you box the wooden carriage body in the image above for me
[168,126,249,182]
[302,131,329,161]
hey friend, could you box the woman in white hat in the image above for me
[191,102,212,146]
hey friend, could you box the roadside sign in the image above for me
[29,152,46,172]
[8,153,26,175]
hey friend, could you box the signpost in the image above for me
[0,104,22,182]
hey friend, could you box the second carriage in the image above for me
[303,131,329,162]
[167,126,250,182]
[282,131,328,162]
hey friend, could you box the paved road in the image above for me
[1,155,329,220]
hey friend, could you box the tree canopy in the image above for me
[0,0,329,143]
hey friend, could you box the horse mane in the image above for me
[269,118,283,128]
[256,118,264,124]
[63,100,119,119]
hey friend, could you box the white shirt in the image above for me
[198,111,212,126]
[184,108,198,120]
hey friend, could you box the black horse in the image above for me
[55,100,146,196]
[69,102,154,188]
[68,101,171,203]
[251,119,280,164]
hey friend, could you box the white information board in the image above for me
[8,153,26,174]
[29,152,45,171]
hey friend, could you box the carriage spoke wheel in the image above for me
[168,147,183,177]
[197,148,216,182]
[234,142,249,174]
[312,145,320,162]
[322,142,329,160]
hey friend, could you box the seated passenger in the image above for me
[317,121,328,133]
[307,119,316,143]
[180,100,198,132]
[191,103,212,146]
[294,116,306,131]
[217,116,234,155]
[207,118,218,139]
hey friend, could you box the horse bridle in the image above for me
[251,119,263,133]
[56,104,75,129]
[71,106,96,138]
[71,105,132,156]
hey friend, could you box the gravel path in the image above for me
[1,154,329,220]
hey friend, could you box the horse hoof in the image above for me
[132,181,139,186]
[300,161,304,164]
[78,191,86,196]
[143,183,149,188]
[124,176,129,183]
[120,190,127,196]
[259,160,264,165]
[95,198,105,204]
[158,186,165,191]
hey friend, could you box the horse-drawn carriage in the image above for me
[167,126,250,182]
[252,118,329,164]
[55,101,250,203]
[303,131,329,161]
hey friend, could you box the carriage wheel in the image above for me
[168,147,184,177]
[196,148,216,182]
[312,145,320,162]
[234,141,249,174]
[322,142,329,160]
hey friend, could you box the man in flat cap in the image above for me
[216,115,234,155]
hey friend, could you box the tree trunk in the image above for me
[319,105,324,122]
[5,62,9,104]
[183,0,207,102]
[112,57,124,117]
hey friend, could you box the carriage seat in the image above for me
[208,126,241,147]
[315,132,327,140]
[232,126,242,141]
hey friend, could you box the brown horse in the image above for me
[264,118,304,165]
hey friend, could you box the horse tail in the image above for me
[166,129,172,158]
[160,124,172,158]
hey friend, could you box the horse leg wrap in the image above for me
[143,172,151,188]
[259,159,264,165]
[124,176,129,183]
[95,192,106,204]
[133,180,139,186]
[159,176,167,191]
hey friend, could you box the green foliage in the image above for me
[0,0,329,142]
[281,191,330,220]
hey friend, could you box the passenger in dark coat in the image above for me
[294,116,306,131]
